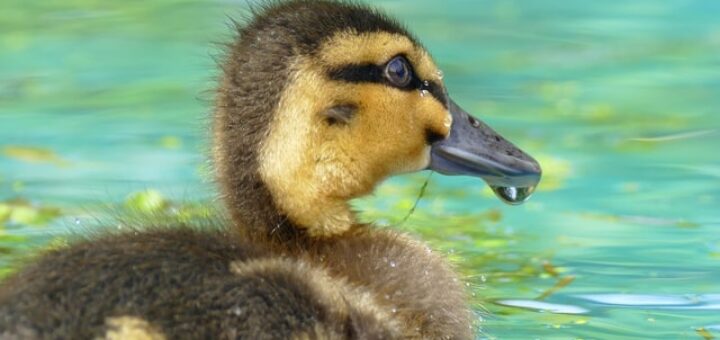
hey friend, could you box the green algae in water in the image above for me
[1,145,70,167]
[125,189,169,214]
[0,199,62,227]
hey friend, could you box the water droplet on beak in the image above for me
[490,185,536,205]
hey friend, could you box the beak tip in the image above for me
[429,98,543,205]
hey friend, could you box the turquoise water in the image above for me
[1,0,719,338]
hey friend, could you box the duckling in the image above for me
[0,0,541,339]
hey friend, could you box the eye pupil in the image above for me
[385,56,412,87]
[390,61,405,78]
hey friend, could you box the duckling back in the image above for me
[0,228,405,338]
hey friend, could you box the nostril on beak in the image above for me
[468,115,481,128]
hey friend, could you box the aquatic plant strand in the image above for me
[399,171,433,225]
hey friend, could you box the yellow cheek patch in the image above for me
[336,84,439,174]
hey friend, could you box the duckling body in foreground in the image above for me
[0,1,541,338]
[2,227,463,338]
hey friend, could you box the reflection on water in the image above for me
[578,294,720,310]
[497,293,720,317]
[1,0,719,338]
[495,299,589,314]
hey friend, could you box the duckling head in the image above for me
[214,0,541,241]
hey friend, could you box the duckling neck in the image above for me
[216,168,298,243]
[214,163,357,243]
[214,160,357,242]
[212,71,291,242]
[213,116,299,243]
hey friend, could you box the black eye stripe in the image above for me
[327,64,448,109]
[329,64,382,84]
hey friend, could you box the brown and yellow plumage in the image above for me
[0,0,542,338]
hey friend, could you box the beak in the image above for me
[429,99,542,205]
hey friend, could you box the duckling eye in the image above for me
[384,56,412,88]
